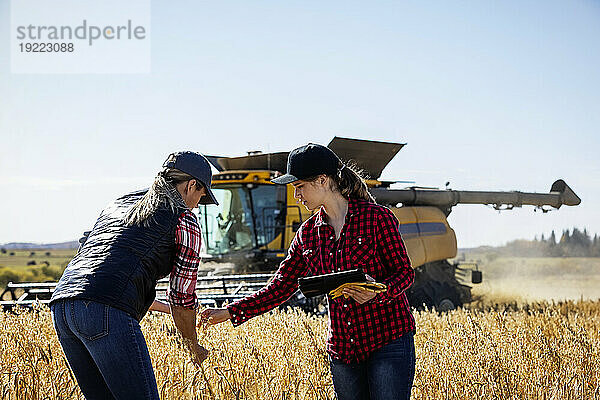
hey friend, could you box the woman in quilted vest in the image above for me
[50,151,218,400]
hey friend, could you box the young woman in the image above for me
[50,151,218,400]
[202,143,416,400]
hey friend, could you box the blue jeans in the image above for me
[50,299,159,400]
[330,332,415,400]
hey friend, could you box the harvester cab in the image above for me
[200,137,581,310]
[196,169,293,267]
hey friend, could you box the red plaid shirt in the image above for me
[228,197,415,364]
[168,210,202,309]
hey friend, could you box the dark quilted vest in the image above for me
[50,189,185,321]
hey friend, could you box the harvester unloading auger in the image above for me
[199,137,580,310]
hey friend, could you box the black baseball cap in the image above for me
[163,151,219,205]
[271,143,342,185]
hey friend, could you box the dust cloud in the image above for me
[464,255,600,304]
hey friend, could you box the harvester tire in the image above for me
[436,298,456,312]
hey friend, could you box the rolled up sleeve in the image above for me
[168,210,202,309]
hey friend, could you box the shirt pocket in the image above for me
[302,248,321,274]
[347,235,377,271]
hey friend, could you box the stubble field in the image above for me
[1,254,599,399]
[1,299,599,399]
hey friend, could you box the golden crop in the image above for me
[0,300,598,399]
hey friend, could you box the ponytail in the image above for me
[331,162,375,203]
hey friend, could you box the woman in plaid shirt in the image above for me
[202,143,416,400]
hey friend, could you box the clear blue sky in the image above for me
[0,0,598,247]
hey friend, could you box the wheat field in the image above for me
[1,300,599,400]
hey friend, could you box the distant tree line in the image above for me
[501,228,600,257]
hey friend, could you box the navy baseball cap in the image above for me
[271,143,342,185]
[163,151,219,205]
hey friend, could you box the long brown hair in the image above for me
[333,162,375,203]
[305,162,375,203]
[124,168,201,227]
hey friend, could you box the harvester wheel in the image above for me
[407,260,469,310]
[436,298,455,312]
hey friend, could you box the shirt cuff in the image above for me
[226,302,248,327]
[382,275,409,299]
[371,289,394,304]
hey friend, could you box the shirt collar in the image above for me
[314,197,359,227]
[315,207,327,227]
[347,197,359,218]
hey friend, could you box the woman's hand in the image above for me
[342,274,378,304]
[189,341,209,366]
[200,307,231,326]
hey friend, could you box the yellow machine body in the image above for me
[389,206,457,268]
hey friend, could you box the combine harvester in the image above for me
[1,137,581,311]
[199,137,580,310]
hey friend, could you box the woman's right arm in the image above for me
[202,233,308,326]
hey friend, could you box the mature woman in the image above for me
[50,151,217,400]
[202,143,416,400]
